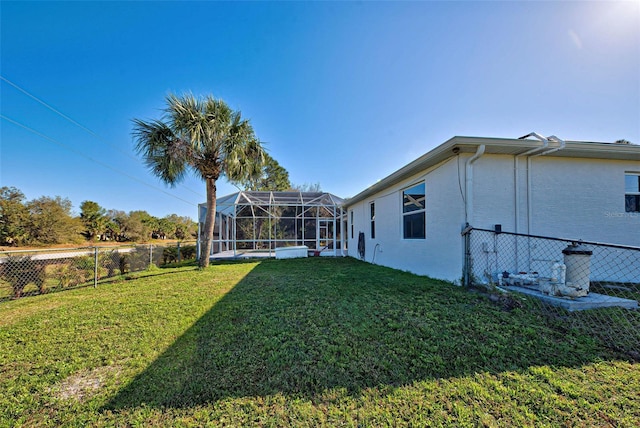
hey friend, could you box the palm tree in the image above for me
[132,94,264,267]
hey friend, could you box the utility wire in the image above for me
[0,114,197,207]
[0,75,205,198]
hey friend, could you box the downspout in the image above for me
[515,132,550,271]
[527,134,566,237]
[537,135,566,157]
[515,133,550,234]
[462,144,485,287]
[514,133,566,271]
[465,144,486,226]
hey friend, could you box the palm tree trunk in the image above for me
[199,178,217,268]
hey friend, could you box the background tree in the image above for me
[105,209,127,241]
[133,93,264,267]
[0,186,30,246]
[244,153,291,191]
[153,217,173,239]
[122,210,154,242]
[25,196,83,245]
[164,214,197,240]
[80,200,107,241]
[292,182,322,192]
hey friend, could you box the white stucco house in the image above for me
[343,134,640,283]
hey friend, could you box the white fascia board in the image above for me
[343,136,640,208]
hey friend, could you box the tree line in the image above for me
[0,186,197,247]
[2,93,319,256]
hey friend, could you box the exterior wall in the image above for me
[528,157,639,244]
[346,158,466,282]
[346,152,639,283]
[470,155,640,280]
[471,155,518,231]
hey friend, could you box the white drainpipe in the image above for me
[465,144,486,226]
[513,133,550,271]
[536,135,566,157]
[526,135,566,236]
[514,132,550,234]
[514,133,566,271]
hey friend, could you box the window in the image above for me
[626,173,640,212]
[402,182,425,239]
[370,202,376,239]
[350,211,354,239]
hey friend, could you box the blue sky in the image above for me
[1,1,638,220]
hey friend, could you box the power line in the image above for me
[0,114,198,207]
[0,75,205,199]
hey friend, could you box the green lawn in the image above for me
[1,257,638,427]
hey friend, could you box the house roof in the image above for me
[344,135,640,207]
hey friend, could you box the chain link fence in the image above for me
[463,227,640,357]
[0,241,197,301]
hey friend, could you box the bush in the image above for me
[1,255,47,298]
[51,255,107,288]
[161,244,197,265]
[127,246,152,271]
[51,263,79,288]
[181,245,196,260]
[163,247,179,265]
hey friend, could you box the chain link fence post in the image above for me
[461,224,473,287]
[93,246,98,288]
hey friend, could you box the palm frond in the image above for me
[134,93,265,187]
[131,118,188,186]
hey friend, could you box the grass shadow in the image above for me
[106,257,617,409]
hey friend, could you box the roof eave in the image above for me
[343,136,640,207]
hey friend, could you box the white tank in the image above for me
[562,242,593,297]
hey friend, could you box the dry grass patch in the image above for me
[51,365,124,402]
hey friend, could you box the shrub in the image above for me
[51,256,98,288]
[128,246,152,271]
[181,245,196,260]
[1,255,47,298]
[163,247,178,265]
[51,263,78,288]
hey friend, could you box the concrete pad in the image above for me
[506,285,638,312]
[210,250,274,260]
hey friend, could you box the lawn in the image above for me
[1,257,638,427]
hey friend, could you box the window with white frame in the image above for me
[402,182,425,239]
[626,173,640,212]
[350,210,354,239]
[370,201,376,239]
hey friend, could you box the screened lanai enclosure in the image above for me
[197,191,346,258]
